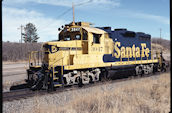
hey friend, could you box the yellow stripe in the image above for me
[64,59,158,70]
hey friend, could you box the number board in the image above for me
[70,27,80,32]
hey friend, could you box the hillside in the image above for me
[151,38,170,61]
[151,38,170,50]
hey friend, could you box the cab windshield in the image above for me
[58,28,88,41]
[59,31,81,41]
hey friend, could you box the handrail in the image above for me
[29,50,47,67]
[141,51,142,64]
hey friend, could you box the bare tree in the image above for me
[3,42,42,61]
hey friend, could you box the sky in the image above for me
[2,0,170,42]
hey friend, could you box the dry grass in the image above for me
[31,72,170,113]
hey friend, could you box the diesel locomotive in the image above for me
[26,21,167,90]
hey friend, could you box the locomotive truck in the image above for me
[26,22,167,90]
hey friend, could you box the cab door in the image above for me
[82,30,88,54]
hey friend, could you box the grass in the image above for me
[31,72,170,113]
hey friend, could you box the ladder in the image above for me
[52,65,63,87]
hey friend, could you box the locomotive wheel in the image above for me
[78,77,83,87]
[161,63,168,72]
[157,65,161,72]
[137,67,143,76]
[89,76,94,83]
[100,69,108,81]
[144,69,149,75]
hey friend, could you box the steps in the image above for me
[52,66,63,87]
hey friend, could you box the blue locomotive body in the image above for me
[98,27,151,63]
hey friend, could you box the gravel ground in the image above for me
[3,62,28,92]
[3,74,162,113]
[3,74,27,92]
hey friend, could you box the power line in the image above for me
[56,0,93,19]
[75,0,93,6]
[56,8,72,19]
[45,0,93,28]
[43,7,72,28]
[55,0,93,19]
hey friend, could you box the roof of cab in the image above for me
[82,26,107,34]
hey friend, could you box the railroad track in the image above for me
[3,69,170,102]
[3,72,26,77]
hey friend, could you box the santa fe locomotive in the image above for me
[26,22,168,90]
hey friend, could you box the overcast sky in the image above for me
[2,0,170,42]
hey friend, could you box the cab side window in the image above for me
[83,31,88,40]
[93,33,101,44]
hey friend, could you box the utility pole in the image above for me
[160,28,162,52]
[160,28,161,42]
[18,25,24,43]
[18,25,24,59]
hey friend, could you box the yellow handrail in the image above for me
[141,50,142,64]
[61,57,63,75]
[53,64,55,79]
[29,50,47,66]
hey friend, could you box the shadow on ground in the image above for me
[10,83,29,91]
